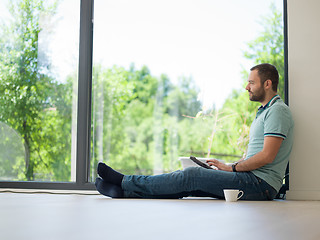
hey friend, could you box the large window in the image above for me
[0,0,286,189]
[90,0,285,180]
[0,0,80,182]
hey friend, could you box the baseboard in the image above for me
[286,190,320,200]
[0,188,99,195]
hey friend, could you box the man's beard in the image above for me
[249,87,266,102]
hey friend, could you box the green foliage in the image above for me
[0,0,73,181]
[216,89,259,160]
[90,64,203,177]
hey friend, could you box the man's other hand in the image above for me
[206,159,232,172]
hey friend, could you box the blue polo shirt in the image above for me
[246,95,294,192]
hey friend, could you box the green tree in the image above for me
[91,65,137,176]
[0,0,72,181]
[90,64,203,176]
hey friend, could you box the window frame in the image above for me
[0,0,95,190]
[0,0,288,191]
[280,0,290,198]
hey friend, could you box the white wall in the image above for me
[287,0,320,200]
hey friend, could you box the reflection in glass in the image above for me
[0,122,26,180]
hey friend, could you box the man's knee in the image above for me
[183,167,200,178]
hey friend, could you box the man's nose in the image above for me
[245,84,249,91]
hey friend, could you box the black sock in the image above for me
[97,162,124,187]
[95,178,124,198]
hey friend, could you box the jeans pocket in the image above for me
[254,176,277,200]
[265,189,272,200]
[261,182,277,200]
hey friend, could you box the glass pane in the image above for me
[0,0,80,181]
[91,0,284,179]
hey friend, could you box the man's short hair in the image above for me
[250,63,279,92]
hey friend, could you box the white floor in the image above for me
[1,192,320,240]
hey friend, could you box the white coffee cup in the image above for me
[223,189,244,202]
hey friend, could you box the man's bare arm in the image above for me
[207,136,283,172]
[235,136,283,171]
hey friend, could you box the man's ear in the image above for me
[265,79,272,89]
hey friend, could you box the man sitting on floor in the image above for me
[95,63,294,200]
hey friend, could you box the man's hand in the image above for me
[206,159,232,172]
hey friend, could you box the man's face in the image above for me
[245,69,266,102]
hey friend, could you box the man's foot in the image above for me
[97,162,124,187]
[95,178,124,198]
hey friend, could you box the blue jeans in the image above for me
[121,167,277,200]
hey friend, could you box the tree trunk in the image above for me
[23,121,33,181]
